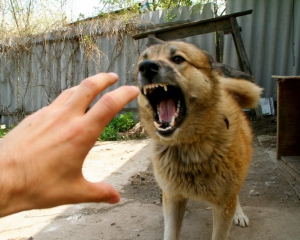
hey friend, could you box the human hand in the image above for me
[0,72,139,217]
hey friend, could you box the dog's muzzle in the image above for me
[138,60,186,136]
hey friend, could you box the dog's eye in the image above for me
[172,56,185,64]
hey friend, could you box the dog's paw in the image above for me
[233,210,249,227]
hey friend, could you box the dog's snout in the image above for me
[139,60,160,80]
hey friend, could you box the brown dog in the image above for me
[134,40,263,240]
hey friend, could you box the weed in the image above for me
[0,124,15,138]
[98,112,137,141]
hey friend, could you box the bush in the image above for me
[0,124,16,138]
[99,125,118,141]
[98,112,136,141]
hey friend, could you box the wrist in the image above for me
[0,142,32,217]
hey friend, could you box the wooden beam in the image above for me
[274,76,300,159]
[155,19,231,41]
[229,17,252,74]
[132,9,253,40]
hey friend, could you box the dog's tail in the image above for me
[218,76,263,109]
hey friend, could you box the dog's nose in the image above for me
[139,60,159,80]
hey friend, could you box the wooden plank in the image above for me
[276,77,300,159]
[155,19,231,41]
[229,17,252,74]
[134,19,231,40]
[132,9,253,40]
[281,156,300,176]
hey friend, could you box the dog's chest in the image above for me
[152,145,222,198]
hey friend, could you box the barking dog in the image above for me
[134,40,262,240]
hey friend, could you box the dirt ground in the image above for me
[122,115,279,205]
[1,116,300,240]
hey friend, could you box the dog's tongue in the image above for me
[159,99,176,122]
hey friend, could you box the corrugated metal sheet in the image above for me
[139,4,216,54]
[0,4,214,125]
[224,0,300,100]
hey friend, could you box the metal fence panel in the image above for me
[0,3,226,125]
[224,0,300,100]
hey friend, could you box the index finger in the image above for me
[66,73,119,113]
[86,85,140,131]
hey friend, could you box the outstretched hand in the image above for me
[0,73,139,217]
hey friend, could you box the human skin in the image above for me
[0,72,139,217]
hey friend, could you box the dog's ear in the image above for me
[213,62,254,82]
[201,50,215,65]
[146,35,165,47]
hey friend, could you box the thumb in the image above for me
[79,180,120,204]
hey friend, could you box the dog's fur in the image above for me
[134,41,263,240]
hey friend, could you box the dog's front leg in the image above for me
[162,192,187,240]
[212,196,236,240]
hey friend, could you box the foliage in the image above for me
[98,112,137,141]
[97,0,201,13]
[0,124,16,138]
[99,125,119,141]
[110,112,135,132]
[0,0,70,40]
[0,127,7,138]
[94,0,226,22]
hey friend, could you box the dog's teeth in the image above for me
[158,126,173,132]
[176,100,181,114]
[157,108,162,122]
[170,116,176,127]
[163,84,168,91]
[154,121,162,129]
[143,86,147,95]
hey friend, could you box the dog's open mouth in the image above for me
[142,83,186,135]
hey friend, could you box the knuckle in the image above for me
[64,121,86,141]
[81,77,98,90]
[101,93,118,112]
[61,87,75,95]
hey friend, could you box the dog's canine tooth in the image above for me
[170,116,176,127]
[163,84,168,91]
[143,86,147,95]
[158,110,162,122]
[177,100,181,108]
[176,100,181,114]
[154,121,162,129]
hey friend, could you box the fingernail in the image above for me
[130,86,140,93]
[108,195,120,204]
[108,72,118,79]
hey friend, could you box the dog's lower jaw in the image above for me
[155,127,180,141]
